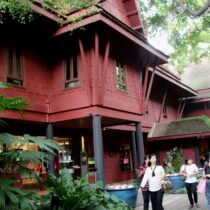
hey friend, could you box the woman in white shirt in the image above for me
[140,154,165,210]
[180,156,200,209]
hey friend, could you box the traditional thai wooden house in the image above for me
[0,0,208,185]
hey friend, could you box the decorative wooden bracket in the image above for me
[158,86,168,123]
[144,66,156,112]
[177,100,186,119]
[78,37,92,105]
[100,32,111,105]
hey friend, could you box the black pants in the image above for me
[185,182,198,205]
[150,189,164,210]
[142,191,150,210]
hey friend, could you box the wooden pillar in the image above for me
[46,123,55,175]
[135,122,145,167]
[195,142,201,167]
[92,115,105,184]
[131,132,138,179]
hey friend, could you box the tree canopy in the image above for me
[138,0,210,72]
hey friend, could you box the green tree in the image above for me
[138,0,210,72]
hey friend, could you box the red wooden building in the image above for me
[0,0,209,184]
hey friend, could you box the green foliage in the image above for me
[0,0,97,24]
[173,115,210,128]
[164,147,184,173]
[138,0,210,72]
[0,133,61,177]
[0,88,61,210]
[38,169,133,210]
[0,0,34,24]
[0,178,38,210]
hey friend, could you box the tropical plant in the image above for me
[164,147,184,174]
[36,168,133,210]
[0,82,61,210]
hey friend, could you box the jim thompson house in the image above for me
[0,0,210,185]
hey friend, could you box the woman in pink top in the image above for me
[139,155,150,210]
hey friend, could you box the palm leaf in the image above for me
[4,191,19,204]
[23,135,62,154]
[0,133,18,146]
[0,119,7,130]
[0,190,6,209]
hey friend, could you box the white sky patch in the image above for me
[148,34,174,55]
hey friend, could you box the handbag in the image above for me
[197,179,207,194]
[161,177,173,191]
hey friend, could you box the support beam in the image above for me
[92,115,105,184]
[177,101,182,118]
[195,143,201,167]
[142,64,149,113]
[135,122,145,167]
[179,101,186,119]
[79,38,92,105]
[46,123,55,175]
[158,86,168,123]
[131,132,138,179]
[145,67,156,111]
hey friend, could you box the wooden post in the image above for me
[131,132,138,179]
[46,123,55,175]
[92,115,105,184]
[195,142,201,167]
[135,122,145,168]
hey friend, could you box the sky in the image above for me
[148,34,174,56]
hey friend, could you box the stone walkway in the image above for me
[135,191,208,210]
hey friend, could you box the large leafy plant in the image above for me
[0,82,61,210]
[37,169,133,210]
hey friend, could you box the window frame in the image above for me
[7,47,24,87]
[64,48,80,89]
[116,55,127,92]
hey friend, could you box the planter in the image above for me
[106,186,137,207]
[167,174,185,190]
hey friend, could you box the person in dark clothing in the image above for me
[139,155,150,210]
[203,156,210,210]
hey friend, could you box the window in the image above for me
[64,49,79,89]
[116,56,126,92]
[7,47,23,86]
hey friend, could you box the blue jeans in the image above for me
[206,180,210,210]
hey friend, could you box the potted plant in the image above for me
[164,147,185,190]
